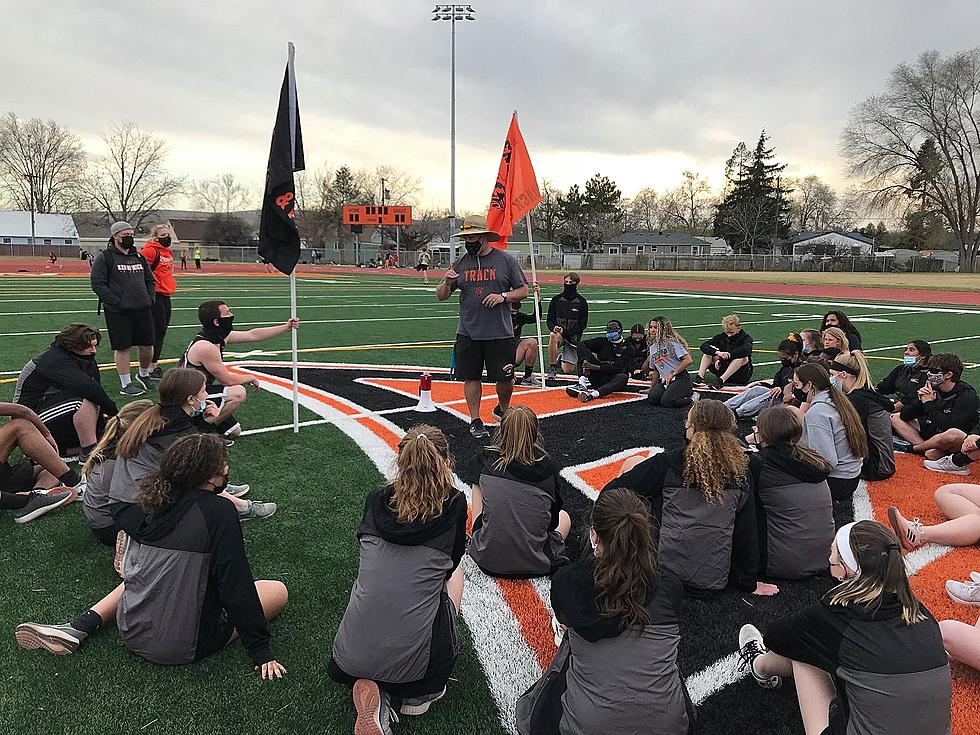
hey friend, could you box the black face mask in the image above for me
[120,235,135,249]
[464,241,482,256]
[563,284,578,298]
[158,235,172,247]
[203,315,235,343]
[780,358,796,368]
[212,473,229,493]
[792,387,809,403]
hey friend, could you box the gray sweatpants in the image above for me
[725,384,780,418]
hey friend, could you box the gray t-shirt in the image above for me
[450,249,528,340]
[648,340,690,380]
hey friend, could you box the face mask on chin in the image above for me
[903,355,917,366]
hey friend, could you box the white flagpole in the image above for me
[287,42,300,433]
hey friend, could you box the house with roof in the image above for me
[0,211,79,248]
[786,231,876,257]
[601,231,712,256]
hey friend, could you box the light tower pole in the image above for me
[431,4,475,261]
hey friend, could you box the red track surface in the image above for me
[4,259,977,305]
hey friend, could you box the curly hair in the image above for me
[53,323,101,352]
[647,316,689,350]
[683,399,747,503]
[390,425,454,524]
[137,434,228,516]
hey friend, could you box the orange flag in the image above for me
[486,114,541,249]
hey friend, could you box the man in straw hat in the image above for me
[436,225,529,439]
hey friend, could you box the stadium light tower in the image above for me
[431,4,476,258]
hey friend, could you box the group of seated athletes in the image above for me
[5,286,980,735]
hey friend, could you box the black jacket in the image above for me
[90,244,156,312]
[581,337,635,376]
[511,309,537,340]
[876,364,928,406]
[546,293,588,342]
[13,345,118,417]
[700,330,753,361]
[899,380,980,437]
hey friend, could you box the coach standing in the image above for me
[141,224,176,381]
[90,221,156,396]
[436,225,528,439]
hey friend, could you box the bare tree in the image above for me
[81,122,184,231]
[529,179,564,241]
[0,113,86,212]
[842,48,980,271]
[191,173,255,213]
[362,165,421,206]
[623,187,663,231]
[663,170,715,234]
[789,175,856,231]
[716,196,772,254]
[399,208,447,251]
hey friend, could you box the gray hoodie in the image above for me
[801,391,863,479]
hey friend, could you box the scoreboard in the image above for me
[342,205,413,226]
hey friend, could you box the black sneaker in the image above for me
[492,404,504,420]
[13,490,74,524]
[469,419,489,440]
[738,624,781,689]
[565,385,582,399]
[149,367,164,380]
[353,679,399,735]
[133,374,148,391]
[119,383,146,397]
[892,437,915,453]
[691,374,706,386]
[712,377,725,390]
[15,622,87,654]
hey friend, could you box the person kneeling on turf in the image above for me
[737,521,950,735]
[16,434,288,679]
[469,406,570,578]
[517,487,694,735]
[565,320,635,403]
[179,300,299,439]
[693,314,753,389]
[329,425,466,730]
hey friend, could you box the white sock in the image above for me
[138,368,151,378]
[588,390,600,398]
[119,373,132,388]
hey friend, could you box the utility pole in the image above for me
[25,174,36,257]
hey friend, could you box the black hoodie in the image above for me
[90,243,156,312]
[700,329,753,361]
[899,380,980,437]
[13,344,118,416]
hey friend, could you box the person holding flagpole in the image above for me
[436,226,528,439]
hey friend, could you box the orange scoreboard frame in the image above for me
[342,205,413,226]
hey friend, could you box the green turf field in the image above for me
[0,272,978,735]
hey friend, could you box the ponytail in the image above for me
[591,487,657,628]
[391,425,454,524]
[116,405,166,458]
[82,399,155,475]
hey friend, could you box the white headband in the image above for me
[834,522,861,575]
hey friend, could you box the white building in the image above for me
[0,211,79,247]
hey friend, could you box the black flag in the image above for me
[258,49,305,275]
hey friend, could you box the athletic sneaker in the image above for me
[892,437,915,453]
[691,374,706,386]
[353,679,399,735]
[149,367,164,380]
[15,622,87,655]
[139,374,160,390]
[119,383,146,397]
[887,506,924,550]
[546,365,558,379]
[578,389,599,403]
[226,483,250,498]
[400,687,446,716]
[712,377,725,390]
[133,374,148,391]
[12,490,74,524]
[492,404,503,420]
[519,375,543,387]
[945,579,980,607]
[469,419,489,440]
[238,500,277,521]
[738,623,781,689]
[565,385,583,399]
[972,571,980,583]
[924,455,971,475]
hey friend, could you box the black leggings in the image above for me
[828,476,860,502]
[648,371,694,408]
[90,524,118,546]
[150,294,172,363]
[589,371,629,397]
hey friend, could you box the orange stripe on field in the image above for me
[495,579,557,670]
[231,367,361,416]
[576,451,655,493]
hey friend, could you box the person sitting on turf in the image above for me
[468,406,571,578]
[643,316,695,409]
[813,327,849,362]
[565,319,635,403]
[831,353,896,481]
[819,310,863,353]
[693,314,753,389]
[12,323,119,460]
[725,334,803,419]
[179,300,299,439]
[924,431,979,476]
[799,329,821,358]
[749,406,834,580]
[887,481,980,554]
[890,352,980,457]
[110,369,271,554]
[16,434,288,679]
[80,400,154,546]
[510,299,542,387]
[610,399,768,595]
[876,340,931,412]
[329,424,467,727]
[520,487,693,735]
[628,323,649,379]
[545,272,589,378]
[737,520,951,735]
[0,402,80,524]
[792,363,867,502]
[939,586,980,669]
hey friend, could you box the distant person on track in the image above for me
[693,314,754,389]
[435,225,528,440]
[90,221,157,396]
[141,224,176,382]
[416,244,432,284]
[180,247,188,270]
[194,246,202,270]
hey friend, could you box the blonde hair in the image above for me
[487,405,547,472]
[647,316,689,350]
[722,314,741,328]
[117,369,205,458]
[834,352,872,390]
[149,223,171,239]
[82,400,155,475]
[683,399,748,503]
[390,425,454,524]
[822,327,849,353]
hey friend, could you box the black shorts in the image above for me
[454,335,516,382]
[36,392,108,454]
[0,459,35,492]
[104,308,155,351]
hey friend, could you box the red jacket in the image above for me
[140,240,177,295]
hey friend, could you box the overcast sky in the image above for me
[4,0,979,216]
